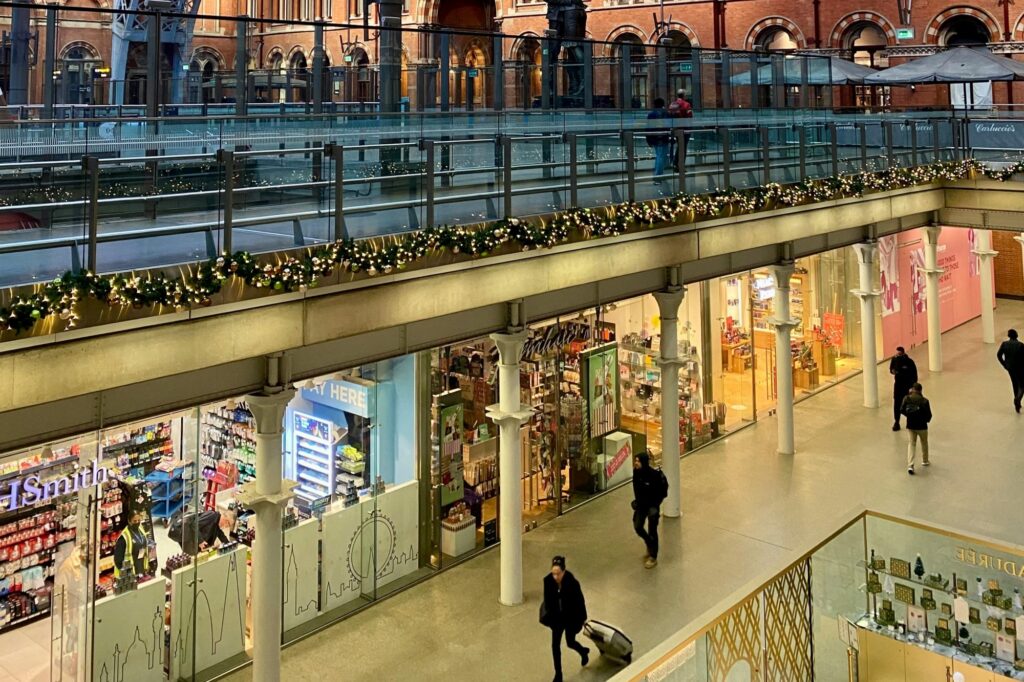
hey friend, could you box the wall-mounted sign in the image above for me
[302,379,375,418]
[896,28,915,40]
[585,343,620,439]
[438,394,465,507]
[5,458,109,511]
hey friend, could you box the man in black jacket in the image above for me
[541,556,589,682]
[632,451,667,569]
[901,383,933,475]
[889,347,918,431]
[996,329,1024,413]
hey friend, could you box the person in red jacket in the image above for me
[668,89,693,118]
[667,89,693,167]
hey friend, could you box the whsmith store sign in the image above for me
[4,459,110,510]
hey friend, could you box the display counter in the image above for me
[856,617,1023,681]
[441,516,477,557]
[596,432,633,491]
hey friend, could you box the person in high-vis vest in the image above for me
[113,511,149,578]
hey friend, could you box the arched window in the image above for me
[940,15,991,46]
[60,44,101,105]
[515,37,542,108]
[290,51,309,102]
[613,33,645,62]
[663,30,692,61]
[844,23,888,68]
[755,28,798,52]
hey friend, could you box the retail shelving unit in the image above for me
[102,421,174,479]
[292,412,334,505]
[0,502,75,632]
[201,403,257,484]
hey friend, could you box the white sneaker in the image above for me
[922,461,930,467]
[908,466,915,475]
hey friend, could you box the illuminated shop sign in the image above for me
[5,459,110,511]
[302,379,374,418]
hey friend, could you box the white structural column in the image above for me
[653,280,685,519]
[923,226,945,372]
[851,242,882,408]
[1015,235,1024,298]
[240,389,296,682]
[770,263,799,455]
[974,230,998,344]
[487,330,533,606]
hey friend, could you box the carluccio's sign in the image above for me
[5,459,110,510]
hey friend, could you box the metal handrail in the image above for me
[0,117,962,286]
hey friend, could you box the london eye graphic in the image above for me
[347,508,398,581]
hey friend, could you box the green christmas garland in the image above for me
[3,158,1022,335]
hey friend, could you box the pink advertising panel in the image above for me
[880,227,989,355]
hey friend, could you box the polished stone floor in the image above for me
[224,301,1024,682]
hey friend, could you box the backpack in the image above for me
[655,468,669,503]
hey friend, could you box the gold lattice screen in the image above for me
[707,559,813,682]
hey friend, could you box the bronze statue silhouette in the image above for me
[545,0,587,100]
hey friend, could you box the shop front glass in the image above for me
[432,290,734,538]
[710,247,864,420]
[1,354,434,681]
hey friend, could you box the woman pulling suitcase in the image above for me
[539,555,590,682]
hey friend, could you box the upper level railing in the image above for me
[0,1,846,117]
[0,109,996,288]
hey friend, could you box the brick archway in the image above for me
[655,21,700,49]
[1013,11,1024,41]
[828,12,898,47]
[925,7,1000,45]
[744,17,806,51]
[605,25,649,57]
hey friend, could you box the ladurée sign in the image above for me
[5,459,109,510]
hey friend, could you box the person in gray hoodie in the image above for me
[900,383,932,475]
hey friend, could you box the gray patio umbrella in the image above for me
[863,46,1024,84]
[730,56,876,86]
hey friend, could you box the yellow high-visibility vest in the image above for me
[114,527,149,578]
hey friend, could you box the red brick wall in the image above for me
[5,0,1024,102]
[994,231,1024,298]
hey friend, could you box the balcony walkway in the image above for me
[0,111,957,287]
[222,301,1024,682]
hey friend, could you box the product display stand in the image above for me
[145,464,192,525]
[440,515,477,557]
[292,412,335,505]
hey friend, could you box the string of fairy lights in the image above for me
[2,158,1022,335]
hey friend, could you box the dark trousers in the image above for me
[893,385,910,423]
[1010,371,1024,407]
[551,625,588,675]
[633,507,660,559]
